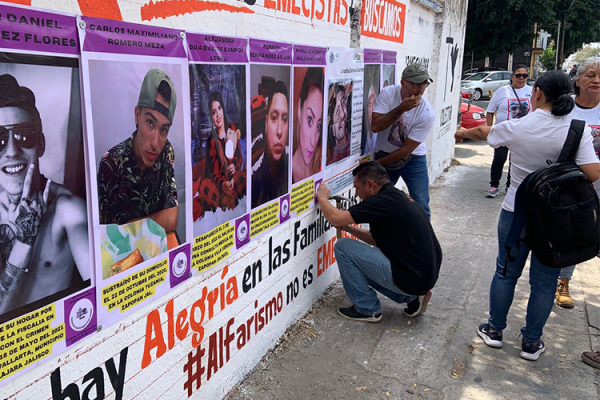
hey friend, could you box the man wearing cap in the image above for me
[371,63,436,217]
[98,69,178,233]
[0,74,90,317]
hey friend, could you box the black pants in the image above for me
[490,146,511,188]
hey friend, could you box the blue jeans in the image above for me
[334,238,417,316]
[385,155,430,217]
[559,265,575,279]
[488,209,560,342]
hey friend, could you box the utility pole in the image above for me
[555,20,561,70]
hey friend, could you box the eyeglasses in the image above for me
[514,74,529,79]
[0,124,39,153]
[406,80,431,88]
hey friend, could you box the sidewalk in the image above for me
[227,140,600,400]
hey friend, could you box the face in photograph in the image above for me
[508,100,529,119]
[293,67,324,183]
[326,81,352,166]
[0,64,89,323]
[250,66,290,209]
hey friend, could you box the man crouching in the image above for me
[316,161,442,322]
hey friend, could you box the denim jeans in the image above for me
[334,238,417,316]
[488,209,560,342]
[385,155,430,217]
[559,265,575,279]
[490,146,511,188]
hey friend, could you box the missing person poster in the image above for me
[382,50,397,89]
[324,47,363,194]
[290,45,326,216]
[0,4,96,385]
[188,33,249,274]
[361,49,382,159]
[78,16,192,329]
[249,39,292,239]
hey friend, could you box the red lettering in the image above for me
[141,309,166,369]
[176,308,189,341]
[165,299,175,350]
[265,0,276,8]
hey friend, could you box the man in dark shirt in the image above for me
[316,161,442,322]
[98,69,178,233]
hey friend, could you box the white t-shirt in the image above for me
[373,85,436,156]
[486,85,533,122]
[488,108,598,212]
[570,99,600,193]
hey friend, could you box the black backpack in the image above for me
[504,119,600,273]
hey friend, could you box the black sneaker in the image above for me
[477,323,503,348]
[338,305,382,322]
[403,291,432,317]
[520,338,545,361]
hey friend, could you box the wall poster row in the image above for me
[0,2,396,385]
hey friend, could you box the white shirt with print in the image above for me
[488,108,598,212]
[372,85,436,156]
[486,85,533,122]
[570,99,600,193]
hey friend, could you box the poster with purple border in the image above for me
[383,50,397,64]
[0,4,96,387]
[79,16,193,331]
[188,32,250,274]
[364,48,383,64]
[290,45,326,217]
[80,16,185,58]
[249,39,292,240]
[249,38,292,64]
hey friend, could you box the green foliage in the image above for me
[466,0,600,64]
[539,41,557,70]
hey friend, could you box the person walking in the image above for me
[556,57,600,309]
[484,64,532,198]
[456,71,600,361]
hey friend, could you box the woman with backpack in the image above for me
[455,71,600,361]
[555,57,600,310]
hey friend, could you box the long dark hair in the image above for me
[208,91,230,134]
[533,70,574,116]
[327,83,348,157]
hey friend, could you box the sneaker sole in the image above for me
[477,330,503,348]
[403,291,432,318]
[337,309,382,323]
[582,354,600,369]
[554,298,574,309]
[520,346,545,361]
[486,193,498,198]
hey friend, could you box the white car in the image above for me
[460,71,512,100]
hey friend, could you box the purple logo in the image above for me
[279,195,291,223]
[64,287,97,347]
[169,244,191,288]
[236,214,250,249]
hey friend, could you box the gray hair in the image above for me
[574,57,600,95]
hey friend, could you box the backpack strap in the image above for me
[502,173,531,276]
[557,119,586,163]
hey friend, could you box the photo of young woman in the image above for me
[292,67,324,183]
[326,81,352,166]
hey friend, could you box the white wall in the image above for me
[2,0,467,398]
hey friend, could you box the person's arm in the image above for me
[341,225,376,246]
[316,183,355,227]
[59,194,91,281]
[486,112,495,126]
[146,206,178,233]
[210,138,229,193]
[377,138,421,166]
[455,125,492,142]
[371,94,422,133]
[579,163,600,183]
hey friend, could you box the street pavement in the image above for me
[226,140,600,400]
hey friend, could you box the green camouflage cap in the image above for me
[402,64,433,84]
[137,69,177,123]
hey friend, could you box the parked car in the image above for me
[460,99,486,129]
[460,71,512,100]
